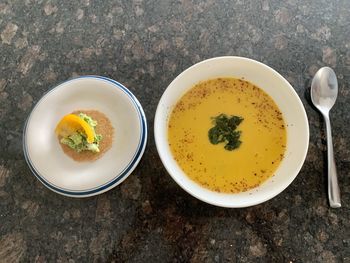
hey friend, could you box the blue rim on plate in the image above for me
[23,76,148,197]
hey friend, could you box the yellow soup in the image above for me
[168,78,287,193]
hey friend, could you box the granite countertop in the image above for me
[1,0,349,262]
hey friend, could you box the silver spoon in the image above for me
[311,67,341,208]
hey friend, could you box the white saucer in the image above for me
[23,76,147,197]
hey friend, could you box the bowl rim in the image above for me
[154,56,309,207]
[23,75,148,197]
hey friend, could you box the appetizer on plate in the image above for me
[55,110,114,162]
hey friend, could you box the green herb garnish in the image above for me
[208,114,244,151]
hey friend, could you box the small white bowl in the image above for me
[154,56,309,208]
[23,76,147,197]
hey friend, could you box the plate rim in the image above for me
[23,75,148,197]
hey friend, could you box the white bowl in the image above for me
[154,56,309,208]
[23,76,147,197]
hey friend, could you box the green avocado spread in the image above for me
[60,113,103,153]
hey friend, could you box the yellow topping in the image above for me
[55,114,95,143]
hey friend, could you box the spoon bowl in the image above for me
[311,67,338,113]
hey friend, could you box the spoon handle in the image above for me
[324,114,341,208]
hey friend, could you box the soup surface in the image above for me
[168,77,287,193]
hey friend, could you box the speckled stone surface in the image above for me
[0,0,349,262]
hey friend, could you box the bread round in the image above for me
[59,110,114,162]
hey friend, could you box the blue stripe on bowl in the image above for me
[23,76,147,197]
